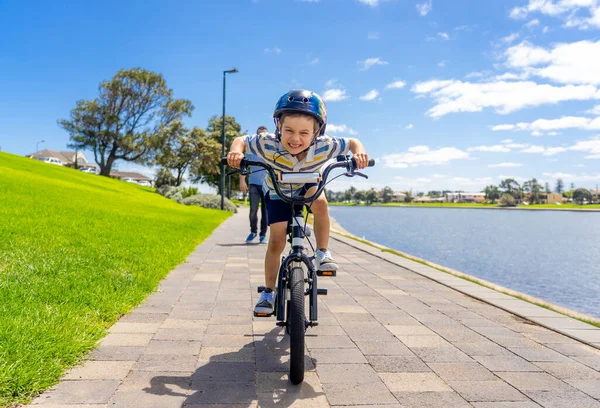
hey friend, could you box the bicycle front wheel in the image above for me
[288,266,306,385]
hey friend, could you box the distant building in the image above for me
[445,192,486,203]
[539,193,564,204]
[28,149,89,168]
[110,171,153,186]
[391,191,407,202]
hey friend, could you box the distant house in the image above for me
[446,192,486,203]
[28,149,89,168]
[539,193,564,204]
[110,171,153,186]
[391,191,407,202]
[413,196,445,203]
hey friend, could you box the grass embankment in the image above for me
[0,153,230,407]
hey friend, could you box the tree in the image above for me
[193,115,243,193]
[498,193,516,206]
[354,190,366,203]
[555,178,564,194]
[544,182,551,193]
[427,190,442,198]
[404,191,414,203]
[154,168,176,188]
[59,68,193,176]
[523,178,542,204]
[381,186,394,203]
[156,123,219,186]
[570,182,576,190]
[344,186,357,202]
[365,188,378,204]
[499,178,521,201]
[483,185,501,202]
[573,188,592,205]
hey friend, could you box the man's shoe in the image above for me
[316,249,338,271]
[246,233,257,243]
[259,235,267,244]
[254,290,275,316]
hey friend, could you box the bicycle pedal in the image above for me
[253,311,274,317]
[317,288,328,295]
[257,286,265,293]
[317,270,336,277]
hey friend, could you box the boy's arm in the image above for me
[227,136,246,168]
[348,138,370,169]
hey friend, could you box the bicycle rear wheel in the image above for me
[288,266,306,384]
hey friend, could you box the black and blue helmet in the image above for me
[273,90,327,136]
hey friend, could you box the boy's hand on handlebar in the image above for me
[227,152,244,168]
[353,152,370,169]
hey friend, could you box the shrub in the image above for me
[156,185,176,197]
[181,187,198,199]
[181,194,237,213]
[499,193,516,207]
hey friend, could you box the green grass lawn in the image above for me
[0,153,230,407]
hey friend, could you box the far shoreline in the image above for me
[329,203,600,212]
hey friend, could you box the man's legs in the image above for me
[259,189,268,239]
[246,185,261,242]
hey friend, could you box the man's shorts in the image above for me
[264,184,317,225]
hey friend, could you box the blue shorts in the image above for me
[264,184,317,225]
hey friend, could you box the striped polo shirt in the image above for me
[244,133,351,199]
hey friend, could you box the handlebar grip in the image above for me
[368,159,375,167]
[221,157,228,165]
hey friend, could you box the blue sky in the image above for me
[2,0,600,193]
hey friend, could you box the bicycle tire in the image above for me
[288,266,305,384]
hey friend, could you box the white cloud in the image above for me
[322,89,349,101]
[325,79,338,87]
[405,124,414,129]
[360,89,379,101]
[308,57,319,65]
[500,33,520,44]
[264,47,281,54]
[505,40,600,85]
[416,0,433,16]
[392,174,495,191]
[542,172,600,182]
[367,32,380,40]
[386,80,406,89]
[492,116,600,131]
[381,146,470,168]
[509,0,600,30]
[438,32,449,40]
[327,124,358,135]
[467,145,512,153]
[358,0,379,6]
[525,18,541,29]
[569,138,600,157]
[438,61,446,68]
[488,162,524,167]
[520,145,568,155]
[585,104,600,114]
[412,79,599,117]
[358,57,389,71]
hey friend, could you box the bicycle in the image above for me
[222,155,375,384]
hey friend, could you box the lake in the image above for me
[329,206,600,319]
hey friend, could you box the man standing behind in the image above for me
[240,126,269,244]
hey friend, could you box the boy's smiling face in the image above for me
[278,115,318,156]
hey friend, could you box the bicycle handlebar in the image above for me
[222,155,375,205]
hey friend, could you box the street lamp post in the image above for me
[36,140,45,153]
[220,67,238,210]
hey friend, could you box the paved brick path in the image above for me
[32,209,600,407]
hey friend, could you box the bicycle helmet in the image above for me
[273,90,327,140]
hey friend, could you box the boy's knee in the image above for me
[311,196,329,214]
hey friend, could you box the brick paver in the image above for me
[31,209,600,407]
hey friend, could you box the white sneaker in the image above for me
[316,249,338,271]
[254,290,276,315]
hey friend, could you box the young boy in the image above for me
[227,89,369,315]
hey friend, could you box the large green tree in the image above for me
[573,188,592,205]
[156,122,220,186]
[555,178,564,194]
[380,186,394,203]
[483,185,501,202]
[523,178,542,204]
[193,115,243,193]
[59,68,193,176]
